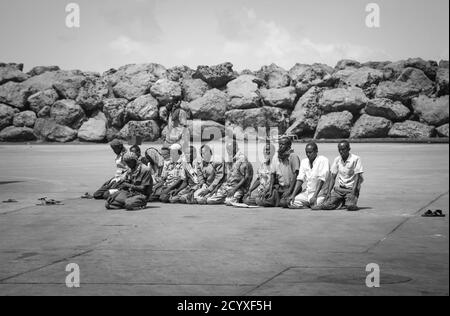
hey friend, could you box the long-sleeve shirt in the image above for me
[196,159,225,191]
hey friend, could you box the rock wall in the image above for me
[0,59,448,143]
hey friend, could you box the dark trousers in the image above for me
[105,190,148,210]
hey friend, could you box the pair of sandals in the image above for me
[36,197,64,206]
[422,209,445,217]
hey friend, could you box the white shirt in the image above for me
[331,153,364,189]
[298,155,330,196]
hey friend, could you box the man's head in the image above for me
[263,143,276,162]
[305,142,318,163]
[129,145,141,157]
[185,145,197,164]
[278,136,292,155]
[160,146,170,161]
[338,140,351,160]
[201,144,213,163]
[226,137,239,158]
[169,143,182,162]
[109,139,124,156]
[123,152,138,170]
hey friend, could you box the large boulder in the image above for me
[0,81,33,109]
[260,86,297,109]
[103,63,168,100]
[226,75,261,109]
[103,98,128,128]
[255,64,290,89]
[319,87,368,113]
[404,58,438,81]
[225,106,289,136]
[350,114,392,138]
[382,60,407,80]
[362,61,391,70]
[0,64,29,85]
[77,116,107,142]
[388,120,435,138]
[335,59,362,70]
[50,99,86,129]
[289,63,333,96]
[75,76,112,112]
[116,120,160,141]
[365,98,410,122]
[287,86,322,137]
[187,89,228,123]
[0,126,36,142]
[192,62,236,88]
[0,63,23,71]
[27,65,60,77]
[436,61,449,96]
[21,70,86,100]
[375,68,435,104]
[149,78,182,105]
[188,120,225,141]
[167,65,195,81]
[37,106,51,118]
[27,89,59,113]
[411,95,449,126]
[33,118,78,142]
[0,103,17,130]
[314,111,353,139]
[125,94,159,121]
[436,124,449,138]
[13,111,37,128]
[181,78,209,102]
[332,67,385,97]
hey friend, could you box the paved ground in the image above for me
[0,143,448,296]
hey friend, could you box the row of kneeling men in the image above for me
[93,137,364,212]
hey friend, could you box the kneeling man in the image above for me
[314,141,364,211]
[105,152,153,211]
[289,142,330,209]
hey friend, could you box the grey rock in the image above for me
[0,81,32,109]
[335,59,362,70]
[0,103,17,130]
[27,65,60,77]
[436,61,449,96]
[50,99,86,129]
[255,63,290,89]
[260,86,297,109]
[0,64,29,85]
[314,111,353,139]
[13,111,37,128]
[125,94,159,121]
[188,89,228,123]
[319,87,368,113]
[375,68,435,104]
[436,123,449,138]
[411,95,449,126]
[149,78,182,105]
[27,89,59,113]
[365,98,410,122]
[0,126,36,142]
[103,98,128,128]
[388,120,435,138]
[192,62,236,88]
[76,76,112,112]
[33,118,77,142]
[117,120,160,142]
[188,120,225,141]
[181,78,210,102]
[350,114,392,138]
[286,87,323,137]
[226,75,261,109]
[77,117,107,142]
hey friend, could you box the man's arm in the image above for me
[326,173,337,198]
[228,163,251,197]
[351,173,361,196]
[289,179,304,203]
[208,162,225,192]
[310,180,325,206]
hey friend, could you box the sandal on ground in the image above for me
[2,199,18,203]
[421,210,445,217]
[81,192,94,199]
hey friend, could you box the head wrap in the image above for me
[169,143,182,151]
[123,152,138,164]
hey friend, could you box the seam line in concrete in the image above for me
[364,190,449,254]
[0,249,95,283]
[242,267,293,296]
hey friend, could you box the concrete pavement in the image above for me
[0,143,448,295]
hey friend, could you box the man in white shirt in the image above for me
[314,141,364,211]
[289,142,330,209]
